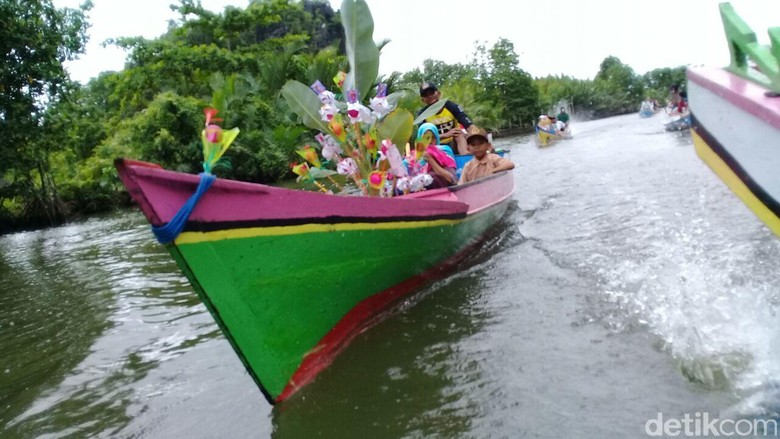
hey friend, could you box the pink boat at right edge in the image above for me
[686,2,780,237]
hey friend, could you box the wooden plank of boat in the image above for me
[115,158,515,403]
[686,3,780,237]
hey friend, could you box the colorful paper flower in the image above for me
[363,133,377,154]
[369,83,390,119]
[319,90,336,105]
[347,102,372,124]
[410,173,433,192]
[369,96,390,119]
[396,177,410,192]
[346,89,358,104]
[336,158,358,176]
[328,117,346,141]
[375,83,387,98]
[296,145,321,168]
[204,107,222,126]
[333,71,346,90]
[382,139,407,177]
[319,104,338,122]
[205,124,222,143]
[368,171,385,189]
[316,133,342,161]
[291,162,310,179]
[201,107,239,174]
[291,78,418,195]
[310,80,326,95]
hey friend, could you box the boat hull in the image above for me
[664,115,691,131]
[687,67,780,236]
[536,129,559,147]
[115,159,515,402]
[535,127,572,147]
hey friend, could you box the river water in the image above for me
[1,113,779,438]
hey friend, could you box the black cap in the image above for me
[420,82,437,96]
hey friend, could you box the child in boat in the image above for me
[416,123,458,188]
[551,116,567,134]
[537,115,555,134]
[459,127,514,184]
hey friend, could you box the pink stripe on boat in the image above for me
[117,160,470,227]
[687,67,780,131]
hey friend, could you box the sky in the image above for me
[53,0,780,83]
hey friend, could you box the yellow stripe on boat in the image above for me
[175,217,465,244]
[692,129,780,236]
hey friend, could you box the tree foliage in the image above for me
[480,39,540,128]
[536,60,687,119]
[0,0,91,231]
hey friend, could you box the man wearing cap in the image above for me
[417,82,474,155]
[459,127,514,184]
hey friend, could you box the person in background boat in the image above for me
[677,91,689,114]
[417,82,474,156]
[669,91,689,117]
[556,107,570,128]
[552,116,567,133]
[459,127,515,184]
[537,115,555,134]
[417,123,458,188]
[668,84,683,113]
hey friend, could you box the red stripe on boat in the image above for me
[275,219,506,403]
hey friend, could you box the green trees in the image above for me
[397,39,538,132]
[1,0,352,232]
[86,1,348,190]
[591,56,645,116]
[0,0,91,231]
[535,57,683,118]
[642,66,687,102]
[477,38,540,129]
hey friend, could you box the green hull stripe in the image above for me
[172,205,506,398]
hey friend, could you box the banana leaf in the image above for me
[341,0,380,102]
[385,91,408,108]
[413,99,447,125]
[281,80,330,133]
[377,109,414,152]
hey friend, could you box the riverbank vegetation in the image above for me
[1,0,688,234]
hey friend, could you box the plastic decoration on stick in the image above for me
[202,107,239,174]
[291,162,329,193]
[296,145,322,168]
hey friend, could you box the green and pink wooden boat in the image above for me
[687,3,780,237]
[115,158,514,403]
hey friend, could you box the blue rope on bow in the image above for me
[152,172,216,244]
